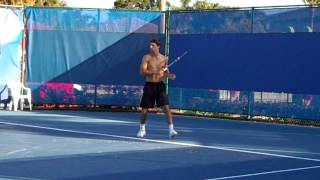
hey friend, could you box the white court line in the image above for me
[214,146,320,155]
[206,165,320,180]
[1,121,320,163]
[7,148,28,155]
[0,175,41,180]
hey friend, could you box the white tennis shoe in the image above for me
[169,129,178,138]
[137,129,146,138]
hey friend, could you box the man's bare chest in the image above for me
[148,58,166,69]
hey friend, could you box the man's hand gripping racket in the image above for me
[163,51,188,80]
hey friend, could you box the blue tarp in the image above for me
[18,6,320,120]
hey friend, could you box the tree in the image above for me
[0,0,66,6]
[38,0,66,7]
[304,0,320,5]
[180,0,191,9]
[113,0,221,10]
[194,0,219,9]
[177,0,220,10]
[114,0,159,10]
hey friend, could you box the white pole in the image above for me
[160,0,166,11]
[160,0,167,34]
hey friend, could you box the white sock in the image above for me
[140,124,146,131]
[169,124,174,131]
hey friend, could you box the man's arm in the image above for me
[163,57,176,80]
[140,55,156,76]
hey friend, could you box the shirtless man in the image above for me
[137,39,178,138]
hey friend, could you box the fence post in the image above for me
[165,4,171,95]
[246,7,255,118]
[251,7,254,33]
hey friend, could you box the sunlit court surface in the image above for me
[0,110,319,180]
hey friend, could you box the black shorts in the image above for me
[140,81,169,108]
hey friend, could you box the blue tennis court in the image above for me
[0,110,319,180]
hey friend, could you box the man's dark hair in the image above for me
[150,39,161,47]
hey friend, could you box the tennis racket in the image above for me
[164,51,188,71]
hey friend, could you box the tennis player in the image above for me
[137,39,178,138]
